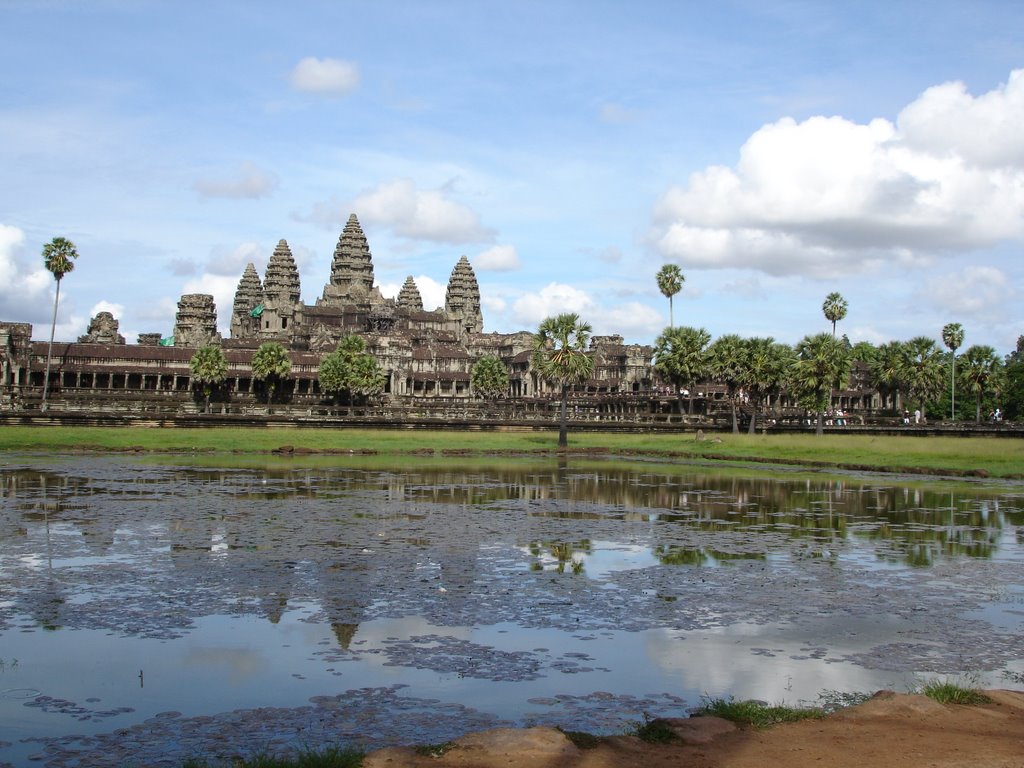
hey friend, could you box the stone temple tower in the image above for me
[319,214,383,307]
[445,256,483,338]
[261,240,302,337]
[173,294,222,348]
[396,276,424,311]
[230,263,264,339]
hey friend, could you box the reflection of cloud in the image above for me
[645,620,910,703]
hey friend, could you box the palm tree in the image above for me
[739,337,793,434]
[869,340,906,411]
[822,292,848,337]
[959,345,1003,422]
[941,322,964,420]
[656,264,685,328]
[707,333,746,433]
[532,313,595,448]
[318,335,377,405]
[251,342,292,406]
[790,332,851,435]
[653,325,711,415]
[471,355,510,399]
[900,336,945,420]
[189,345,229,413]
[40,237,79,412]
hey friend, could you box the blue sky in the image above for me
[1,0,1022,354]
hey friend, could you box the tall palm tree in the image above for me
[941,322,964,420]
[899,336,945,420]
[189,344,228,413]
[822,292,848,337]
[790,332,851,435]
[739,337,793,434]
[532,313,595,448]
[653,325,711,415]
[655,264,685,328]
[707,333,746,433]
[959,345,1003,422]
[40,237,79,412]
[251,342,292,406]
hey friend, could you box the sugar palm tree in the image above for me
[532,313,594,448]
[739,337,793,434]
[822,292,848,337]
[40,237,79,412]
[790,332,851,435]
[899,336,945,420]
[653,325,711,415]
[251,342,292,406]
[656,264,685,328]
[707,333,746,433]
[959,345,1003,423]
[189,344,228,413]
[869,340,906,412]
[941,322,964,420]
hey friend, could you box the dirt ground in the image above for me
[363,690,1024,768]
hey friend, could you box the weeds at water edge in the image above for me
[696,697,825,728]
[180,745,363,767]
[919,678,992,706]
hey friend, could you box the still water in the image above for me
[1,453,1023,766]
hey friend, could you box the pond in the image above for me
[1,453,1023,766]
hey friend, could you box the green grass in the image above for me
[413,741,457,757]
[919,679,992,705]
[1,426,1021,478]
[630,716,679,744]
[695,697,825,728]
[181,746,362,767]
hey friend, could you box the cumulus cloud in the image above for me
[474,245,520,272]
[651,69,1024,278]
[290,57,360,96]
[595,301,663,340]
[377,275,447,312]
[0,223,56,324]
[349,179,496,244]
[193,161,279,200]
[205,242,267,277]
[921,265,1015,317]
[511,282,596,328]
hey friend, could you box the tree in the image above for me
[959,345,1003,422]
[653,325,711,415]
[532,313,595,448]
[941,322,964,420]
[790,332,851,435]
[318,335,384,405]
[822,292,848,337]
[869,340,906,411]
[471,355,510,399]
[900,336,945,419]
[251,342,292,405]
[738,337,793,434]
[655,264,685,328]
[707,334,746,433]
[40,237,79,412]
[1004,336,1024,421]
[189,345,228,413]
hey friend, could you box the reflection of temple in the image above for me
[0,214,657,414]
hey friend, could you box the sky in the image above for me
[1,0,1023,355]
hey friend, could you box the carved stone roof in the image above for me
[233,263,264,316]
[263,240,301,305]
[173,293,221,348]
[79,311,126,345]
[396,276,424,311]
[321,214,375,305]
[445,256,482,334]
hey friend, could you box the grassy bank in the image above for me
[1,425,1021,478]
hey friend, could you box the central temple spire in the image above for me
[319,214,377,306]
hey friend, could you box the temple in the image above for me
[0,214,660,417]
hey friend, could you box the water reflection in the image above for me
[1,454,1023,765]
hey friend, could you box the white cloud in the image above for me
[596,301,663,340]
[290,57,360,96]
[89,300,125,319]
[511,282,596,328]
[206,241,267,277]
[193,162,279,200]
[349,179,496,244]
[651,70,1024,278]
[922,265,1015,318]
[377,275,446,312]
[0,224,56,325]
[474,244,520,272]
